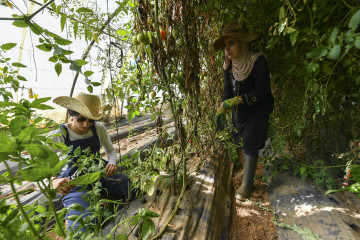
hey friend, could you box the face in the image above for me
[71,115,95,134]
[223,37,248,59]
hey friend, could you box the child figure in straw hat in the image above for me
[214,21,274,200]
[49,92,131,234]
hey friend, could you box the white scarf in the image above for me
[223,49,264,81]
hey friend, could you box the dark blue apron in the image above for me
[58,123,101,179]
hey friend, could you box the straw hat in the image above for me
[213,21,260,51]
[53,93,111,120]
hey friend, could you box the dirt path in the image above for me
[230,164,278,240]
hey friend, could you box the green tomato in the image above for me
[177,38,184,46]
[132,35,140,46]
[162,131,169,139]
[172,28,180,39]
[178,71,185,79]
[137,33,149,45]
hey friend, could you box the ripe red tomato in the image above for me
[160,30,166,41]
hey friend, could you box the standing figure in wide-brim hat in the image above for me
[214,21,274,200]
[49,92,133,235]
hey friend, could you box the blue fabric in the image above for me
[243,149,259,157]
[63,173,131,233]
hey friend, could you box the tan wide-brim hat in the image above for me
[214,21,260,51]
[53,93,111,120]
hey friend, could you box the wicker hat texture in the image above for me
[53,93,111,120]
[213,21,260,51]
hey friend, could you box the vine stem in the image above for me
[305,2,313,32]
[4,161,42,239]
[40,179,67,237]
[150,153,187,240]
[284,155,347,169]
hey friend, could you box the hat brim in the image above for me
[214,32,260,51]
[53,96,108,120]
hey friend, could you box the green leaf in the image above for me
[18,127,38,142]
[13,20,28,28]
[279,6,285,22]
[20,166,53,181]
[12,62,27,68]
[128,110,136,121]
[70,61,81,72]
[306,45,327,59]
[1,43,16,50]
[54,45,63,55]
[143,209,160,218]
[49,56,58,63]
[76,59,88,66]
[76,7,93,13]
[55,63,62,76]
[29,21,43,35]
[91,82,101,86]
[116,29,128,36]
[116,234,128,240]
[327,45,341,60]
[62,49,73,55]
[354,38,360,49]
[300,166,307,180]
[87,85,93,93]
[348,9,360,31]
[84,71,94,77]
[350,165,360,182]
[60,14,67,31]
[56,5,62,16]
[325,187,349,196]
[312,83,319,93]
[329,27,339,44]
[24,144,50,160]
[54,37,72,46]
[141,218,155,240]
[0,132,16,153]
[278,18,287,33]
[143,181,155,196]
[17,75,27,81]
[151,113,156,122]
[36,43,52,52]
[67,172,101,186]
[9,117,28,136]
[69,203,84,212]
[74,21,79,39]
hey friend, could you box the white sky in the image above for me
[0,1,129,120]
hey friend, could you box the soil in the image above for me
[230,163,278,240]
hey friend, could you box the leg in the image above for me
[62,189,91,233]
[234,148,244,178]
[100,173,131,201]
[235,150,258,200]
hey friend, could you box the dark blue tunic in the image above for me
[223,55,274,151]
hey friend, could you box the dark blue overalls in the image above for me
[58,124,130,233]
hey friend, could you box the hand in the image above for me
[214,105,227,131]
[53,178,73,195]
[223,96,243,109]
[105,164,117,177]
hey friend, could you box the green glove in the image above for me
[223,96,243,109]
[214,106,227,131]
